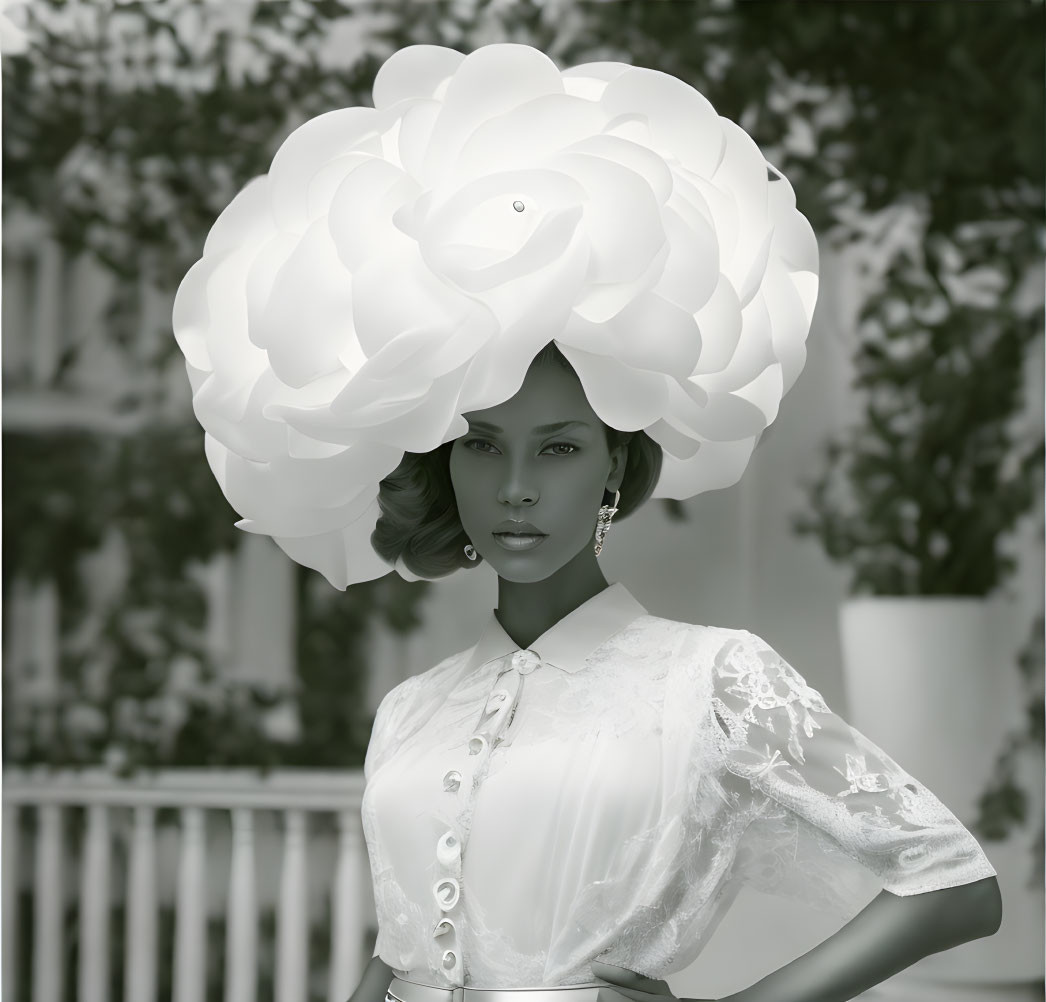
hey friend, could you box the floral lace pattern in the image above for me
[360,606,997,989]
[709,630,997,900]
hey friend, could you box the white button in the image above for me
[441,950,457,971]
[442,770,462,792]
[468,734,488,756]
[433,877,460,911]
[512,650,540,675]
[432,917,456,939]
[436,830,460,868]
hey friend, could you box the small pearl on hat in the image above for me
[512,200,525,212]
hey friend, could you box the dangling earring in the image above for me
[593,490,620,557]
[464,543,477,561]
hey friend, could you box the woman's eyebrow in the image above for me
[466,420,591,435]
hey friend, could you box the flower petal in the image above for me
[268,107,382,232]
[423,44,564,186]
[371,44,465,109]
[254,218,354,388]
[601,66,724,176]
[556,344,669,430]
[272,497,392,590]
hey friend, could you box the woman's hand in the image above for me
[589,961,718,1002]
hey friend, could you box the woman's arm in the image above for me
[347,954,396,1002]
[720,875,1002,1002]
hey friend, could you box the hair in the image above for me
[371,342,664,578]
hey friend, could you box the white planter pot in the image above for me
[838,597,1044,1002]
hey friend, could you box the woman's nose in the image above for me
[497,487,538,506]
[496,470,539,506]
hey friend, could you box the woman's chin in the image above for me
[490,560,558,584]
[483,546,557,582]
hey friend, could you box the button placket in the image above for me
[434,649,542,985]
[432,822,463,980]
[436,736,467,983]
[469,652,535,752]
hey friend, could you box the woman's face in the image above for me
[449,358,627,584]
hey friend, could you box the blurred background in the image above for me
[2,2,1043,1001]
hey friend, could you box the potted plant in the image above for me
[792,204,1043,1001]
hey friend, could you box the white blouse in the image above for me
[361,583,996,989]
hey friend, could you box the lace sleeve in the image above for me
[710,629,997,907]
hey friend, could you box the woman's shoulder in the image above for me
[626,610,753,653]
[391,647,470,699]
[370,648,469,745]
[606,612,760,684]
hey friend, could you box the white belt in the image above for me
[387,975,634,1002]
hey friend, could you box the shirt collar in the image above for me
[463,582,648,676]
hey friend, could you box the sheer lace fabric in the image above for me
[360,586,996,989]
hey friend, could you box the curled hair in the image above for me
[371,343,663,578]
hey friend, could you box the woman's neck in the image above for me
[494,549,611,650]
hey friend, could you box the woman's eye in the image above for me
[544,442,578,456]
[464,438,498,453]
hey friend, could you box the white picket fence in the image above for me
[3,768,373,1002]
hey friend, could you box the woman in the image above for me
[173,42,1001,1002]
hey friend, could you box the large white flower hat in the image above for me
[172,43,819,589]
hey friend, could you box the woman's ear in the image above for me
[606,443,628,495]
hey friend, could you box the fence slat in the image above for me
[173,806,207,1002]
[78,804,111,1002]
[276,809,308,1002]
[124,805,157,1002]
[3,803,20,1002]
[32,804,63,1002]
[224,808,257,1002]
[328,809,366,1002]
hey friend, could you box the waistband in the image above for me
[387,975,630,1002]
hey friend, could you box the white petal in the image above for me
[273,498,393,590]
[691,276,742,375]
[268,107,382,232]
[556,345,669,430]
[371,44,465,109]
[563,294,702,380]
[601,66,724,176]
[546,150,666,285]
[327,157,420,271]
[423,44,564,186]
[565,133,673,204]
[202,175,273,257]
[452,93,607,183]
[561,60,634,101]
[655,205,719,314]
[350,246,480,358]
[255,218,355,388]
[653,437,757,499]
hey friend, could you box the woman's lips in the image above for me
[492,532,548,552]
